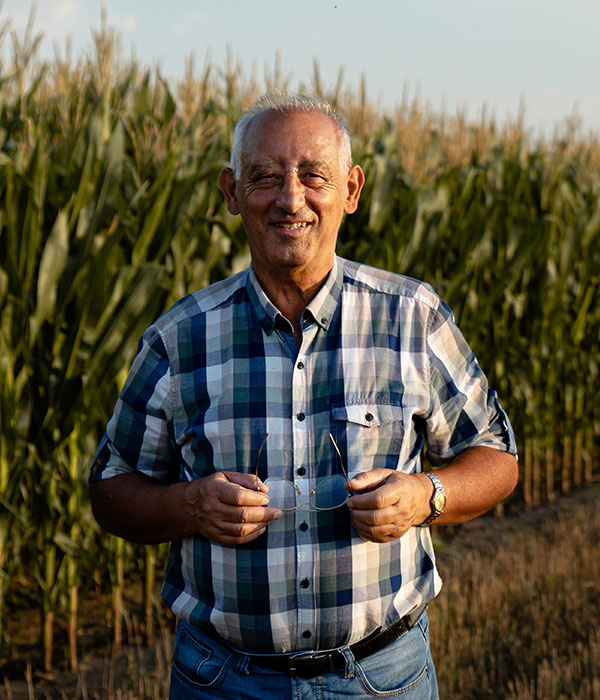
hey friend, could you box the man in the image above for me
[90,93,518,699]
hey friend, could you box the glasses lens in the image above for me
[313,475,348,510]
[264,476,298,511]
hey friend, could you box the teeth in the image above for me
[279,222,309,230]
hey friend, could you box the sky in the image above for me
[1,0,599,138]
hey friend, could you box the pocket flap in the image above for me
[331,403,403,427]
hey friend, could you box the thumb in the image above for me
[222,471,268,493]
[347,469,390,493]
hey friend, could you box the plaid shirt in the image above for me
[90,256,516,653]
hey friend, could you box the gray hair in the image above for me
[230,93,353,178]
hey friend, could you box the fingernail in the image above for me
[273,509,283,519]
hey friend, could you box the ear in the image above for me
[344,165,365,215]
[218,167,241,215]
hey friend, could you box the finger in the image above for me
[353,526,404,543]
[205,506,282,544]
[347,485,399,511]
[211,525,268,547]
[223,470,269,493]
[350,514,409,542]
[217,474,271,507]
[347,469,393,495]
[349,504,395,527]
[218,502,282,526]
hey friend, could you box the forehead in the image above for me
[242,109,342,170]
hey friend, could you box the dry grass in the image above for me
[2,611,174,700]
[430,484,600,699]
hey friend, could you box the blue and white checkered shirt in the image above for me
[90,256,517,653]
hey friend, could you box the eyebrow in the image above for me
[246,162,275,180]
[245,159,334,180]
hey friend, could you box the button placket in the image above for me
[295,516,314,647]
[292,324,318,648]
[291,325,317,498]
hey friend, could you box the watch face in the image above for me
[434,491,447,513]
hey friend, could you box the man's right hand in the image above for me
[181,471,283,545]
[90,471,282,546]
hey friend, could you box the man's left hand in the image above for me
[346,470,432,542]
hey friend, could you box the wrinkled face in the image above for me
[219,110,364,287]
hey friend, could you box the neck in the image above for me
[253,262,332,342]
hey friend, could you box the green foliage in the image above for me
[0,15,598,666]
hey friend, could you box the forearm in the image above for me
[90,472,194,544]
[90,469,281,546]
[420,445,519,526]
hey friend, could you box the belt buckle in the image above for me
[288,650,334,678]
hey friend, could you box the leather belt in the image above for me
[247,603,427,679]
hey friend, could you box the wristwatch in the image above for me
[420,472,446,525]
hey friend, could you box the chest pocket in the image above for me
[330,402,404,475]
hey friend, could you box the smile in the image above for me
[275,222,311,230]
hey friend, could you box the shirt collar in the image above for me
[246,256,343,335]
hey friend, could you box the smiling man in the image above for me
[90,93,518,699]
[217,106,364,346]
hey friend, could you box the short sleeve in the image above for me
[424,301,517,465]
[89,326,177,484]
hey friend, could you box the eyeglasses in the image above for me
[255,432,350,511]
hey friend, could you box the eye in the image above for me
[303,172,326,182]
[249,172,279,187]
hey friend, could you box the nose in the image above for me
[276,172,305,213]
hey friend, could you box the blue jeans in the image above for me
[169,613,439,699]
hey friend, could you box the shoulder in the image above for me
[339,257,451,319]
[150,268,249,334]
[137,269,249,353]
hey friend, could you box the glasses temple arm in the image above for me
[255,432,269,477]
[328,432,349,483]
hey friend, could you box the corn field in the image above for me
[0,14,598,675]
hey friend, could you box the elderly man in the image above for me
[90,93,518,699]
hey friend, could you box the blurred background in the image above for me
[2,0,600,137]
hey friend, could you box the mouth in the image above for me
[272,221,312,231]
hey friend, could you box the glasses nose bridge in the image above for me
[255,432,349,510]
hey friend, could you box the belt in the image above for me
[247,603,427,679]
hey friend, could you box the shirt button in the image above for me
[365,412,374,422]
[300,578,310,589]
[297,467,306,476]
[299,522,308,532]
[297,361,304,370]
[297,412,305,421]
[302,630,312,639]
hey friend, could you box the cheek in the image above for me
[239,199,270,223]
[309,187,347,211]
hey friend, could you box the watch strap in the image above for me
[420,472,446,526]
